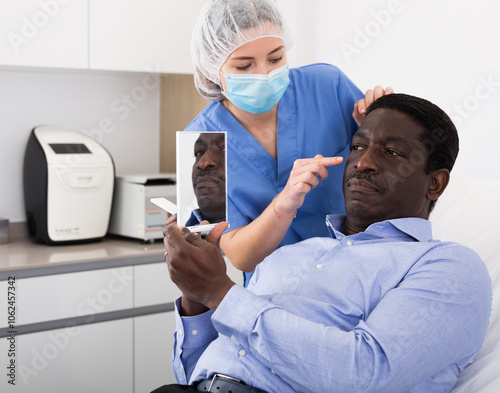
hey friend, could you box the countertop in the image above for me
[0,231,165,280]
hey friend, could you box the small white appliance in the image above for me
[108,174,176,242]
[23,126,115,244]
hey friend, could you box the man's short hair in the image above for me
[365,93,459,213]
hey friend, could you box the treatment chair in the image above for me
[430,178,500,393]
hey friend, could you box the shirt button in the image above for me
[179,329,184,336]
[346,240,354,246]
[191,329,198,336]
[231,335,237,341]
[239,349,246,357]
[316,264,323,269]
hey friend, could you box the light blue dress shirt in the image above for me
[185,63,363,285]
[172,216,492,393]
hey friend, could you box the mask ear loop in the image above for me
[219,70,228,94]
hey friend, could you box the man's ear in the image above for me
[427,168,450,202]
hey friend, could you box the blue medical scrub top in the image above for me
[185,63,363,285]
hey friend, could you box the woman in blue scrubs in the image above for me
[186,0,392,285]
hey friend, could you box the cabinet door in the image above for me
[134,262,180,307]
[0,0,88,69]
[135,312,176,392]
[0,319,133,392]
[89,0,207,73]
[134,258,243,308]
[14,267,134,326]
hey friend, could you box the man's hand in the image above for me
[162,215,235,315]
[353,85,394,126]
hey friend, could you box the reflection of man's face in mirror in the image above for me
[191,133,226,223]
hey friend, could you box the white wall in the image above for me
[279,0,500,180]
[0,67,160,222]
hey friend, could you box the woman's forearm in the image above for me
[221,201,294,272]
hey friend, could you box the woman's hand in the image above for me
[273,155,344,219]
[353,85,394,126]
[220,155,344,272]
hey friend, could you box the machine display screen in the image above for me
[49,143,91,154]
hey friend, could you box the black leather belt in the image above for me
[196,374,267,393]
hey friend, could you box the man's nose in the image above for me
[354,148,379,173]
[198,150,219,170]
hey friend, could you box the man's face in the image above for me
[343,108,433,231]
[191,133,226,222]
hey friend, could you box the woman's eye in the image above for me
[235,64,251,71]
[270,56,283,64]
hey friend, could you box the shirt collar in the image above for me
[325,215,433,243]
[185,208,203,226]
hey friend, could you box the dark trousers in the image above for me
[150,384,199,392]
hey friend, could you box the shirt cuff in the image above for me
[212,285,274,346]
[175,297,218,349]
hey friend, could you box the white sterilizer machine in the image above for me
[23,126,115,245]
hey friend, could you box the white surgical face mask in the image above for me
[220,63,290,114]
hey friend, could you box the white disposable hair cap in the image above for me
[191,0,293,102]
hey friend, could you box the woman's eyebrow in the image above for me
[228,45,284,61]
[229,55,254,61]
[268,45,284,55]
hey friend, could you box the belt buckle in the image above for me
[208,373,243,391]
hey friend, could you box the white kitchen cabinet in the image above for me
[134,262,180,307]
[89,0,207,73]
[0,0,88,69]
[0,233,245,391]
[0,319,133,393]
[0,0,206,73]
[15,267,134,326]
[0,280,8,329]
[135,312,176,391]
